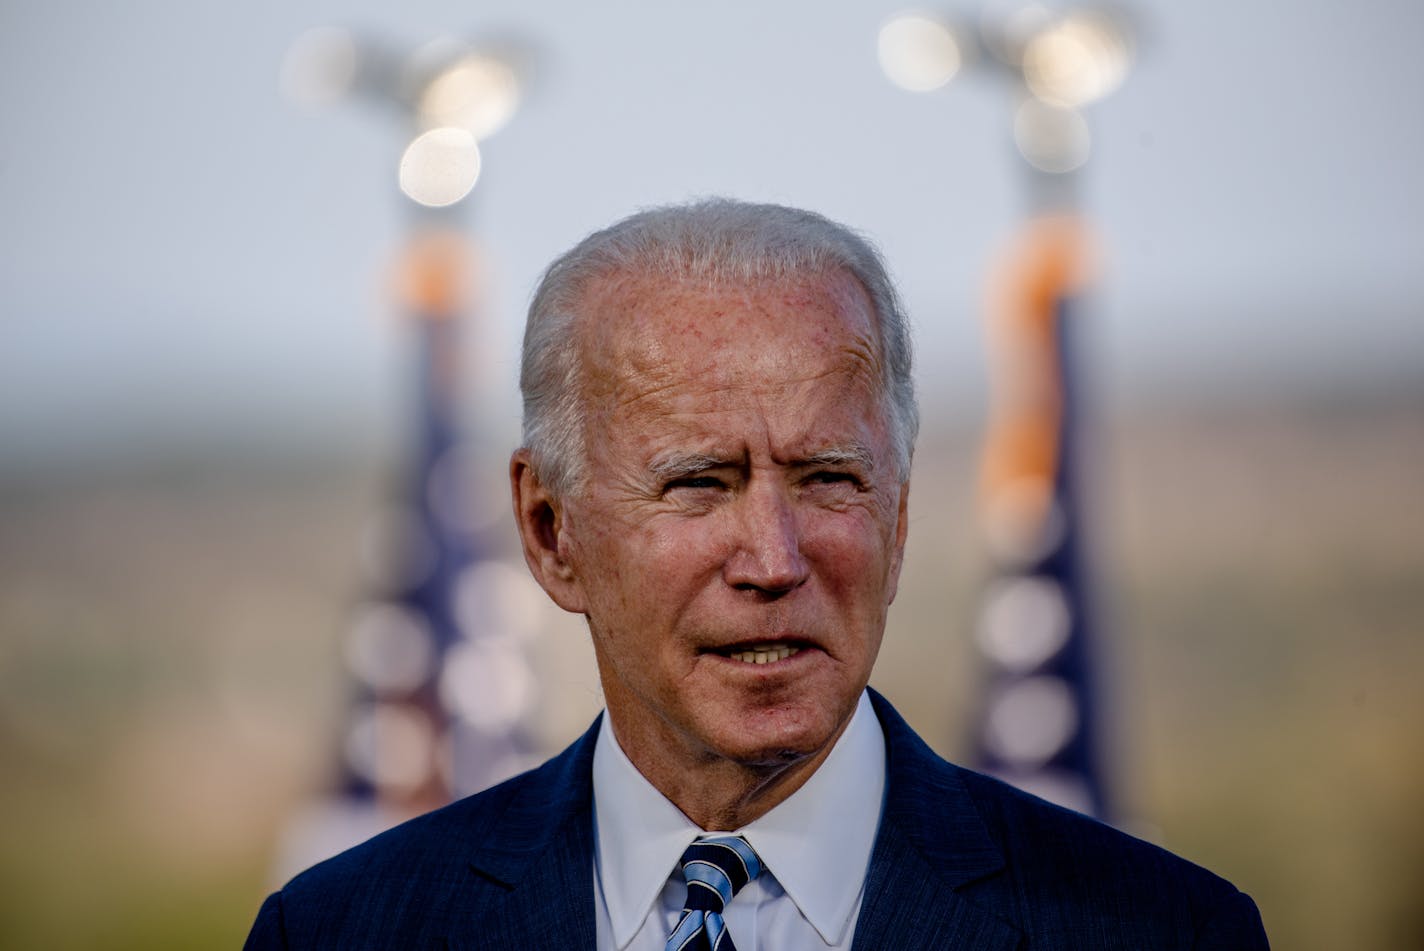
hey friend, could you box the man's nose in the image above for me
[722,483,810,595]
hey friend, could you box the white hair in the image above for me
[519,198,918,496]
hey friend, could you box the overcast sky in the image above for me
[2,0,1421,466]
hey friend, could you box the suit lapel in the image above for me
[853,822,1020,950]
[854,691,1022,951]
[445,718,601,950]
[446,805,597,948]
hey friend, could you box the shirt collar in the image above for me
[593,691,886,949]
[593,715,703,949]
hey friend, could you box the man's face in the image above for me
[541,269,909,779]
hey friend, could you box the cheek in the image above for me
[644,513,733,567]
[804,515,902,608]
[581,518,715,622]
[808,504,897,563]
[566,512,639,612]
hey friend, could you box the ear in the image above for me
[510,449,589,615]
[886,480,911,605]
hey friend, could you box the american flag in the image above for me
[969,213,1110,819]
[273,225,543,880]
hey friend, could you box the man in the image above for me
[246,199,1268,949]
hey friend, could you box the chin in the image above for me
[704,701,843,768]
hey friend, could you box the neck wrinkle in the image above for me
[609,711,851,832]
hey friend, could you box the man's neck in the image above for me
[607,714,854,831]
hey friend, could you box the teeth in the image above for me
[727,644,801,664]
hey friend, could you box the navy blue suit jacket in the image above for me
[246,690,1267,949]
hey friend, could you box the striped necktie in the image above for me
[664,834,762,951]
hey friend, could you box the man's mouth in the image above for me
[717,642,804,665]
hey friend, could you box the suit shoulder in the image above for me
[960,769,1224,885]
[957,768,1266,945]
[281,763,545,898]
[872,691,1251,903]
[253,754,587,950]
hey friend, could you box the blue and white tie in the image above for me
[664,834,762,951]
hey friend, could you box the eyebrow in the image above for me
[801,445,876,471]
[646,445,876,482]
[647,452,738,482]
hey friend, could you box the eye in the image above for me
[666,475,726,492]
[800,470,865,501]
[805,470,858,486]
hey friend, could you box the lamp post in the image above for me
[879,6,1133,818]
[274,29,540,875]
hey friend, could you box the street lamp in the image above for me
[272,28,538,877]
[878,6,1132,179]
[880,5,1134,819]
[281,29,530,207]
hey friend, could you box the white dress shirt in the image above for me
[591,691,887,951]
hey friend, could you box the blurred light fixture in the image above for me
[417,52,521,138]
[1013,98,1091,173]
[978,1,1055,66]
[285,30,533,208]
[1021,11,1132,107]
[399,127,482,207]
[879,5,1133,177]
[878,12,964,92]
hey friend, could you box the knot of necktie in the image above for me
[665,835,762,951]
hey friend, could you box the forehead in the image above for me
[577,267,883,400]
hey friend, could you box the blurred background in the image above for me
[2,1,1421,948]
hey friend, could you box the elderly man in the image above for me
[246,199,1268,949]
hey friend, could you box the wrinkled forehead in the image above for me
[573,267,884,391]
